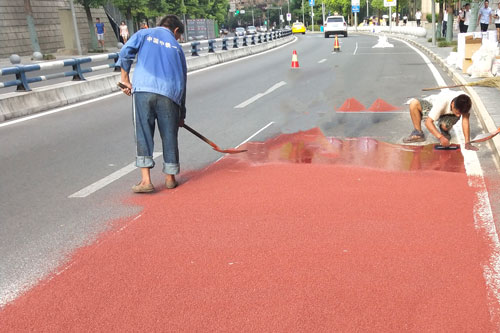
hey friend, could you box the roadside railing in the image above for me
[0,29,292,92]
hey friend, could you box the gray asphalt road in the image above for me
[1,33,498,306]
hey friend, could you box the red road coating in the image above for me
[0,128,497,331]
[337,98,366,112]
[367,98,400,112]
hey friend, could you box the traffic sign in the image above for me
[384,0,396,7]
[352,5,360,12]
[309,0,314,6]
[240,9,245,14]
[287,13,291,21]
[351,0,360,5]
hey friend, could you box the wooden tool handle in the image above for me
[422,84,465,91]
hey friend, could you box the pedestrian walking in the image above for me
[119,21,129,44]
[459,6,466,33]
[463,3,471,32]
[494,2,500,42]
[442,8,448,37]
[117,15,187,193]
[403,91,478,151]
[95,17,105,50]
[416,9,422,27]
[477,0,492,32]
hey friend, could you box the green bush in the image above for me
[426,14,432,22]
[438,40,457,47]
[428,37,446,43]
[307,25,321,31]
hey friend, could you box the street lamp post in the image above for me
[366,0,369,17]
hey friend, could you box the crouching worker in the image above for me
[117,15,187,193]
[403,91,478,151]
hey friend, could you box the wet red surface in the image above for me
[0,128,496,331]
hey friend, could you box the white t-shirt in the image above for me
[416,11,422,20]
[464,10,471,25]
[494,8,500,23]
[427,90,465,121]
[444,14,448,22]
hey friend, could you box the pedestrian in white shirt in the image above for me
[494,2,500,42]
[463,3,471,32]
[477,0,492,32]
[416,10,422,27]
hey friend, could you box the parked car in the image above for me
[292,22,306,34]
[235,27,246,36]
[258,26,268,32]
[246,26,257,35]
[324,15,347,38]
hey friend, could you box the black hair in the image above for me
[158,15,184,34]
[453,94,472,114]
[96,17,100,20]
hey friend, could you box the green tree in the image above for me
[112,0,148,34]
[75,0,106,50]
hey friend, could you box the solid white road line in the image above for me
[318,59,327,63]
[397,35,500,321]
[353,42,358,55]
[234,81,286,109]
[69,152,162,198]
[0,92,122,128]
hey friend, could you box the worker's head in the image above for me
[451,94,472,116]
[159,15,184,41]
[485,0,489,7]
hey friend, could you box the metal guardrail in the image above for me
[0,53,120,92]
[180,30,292,57]
[0,29,292,92]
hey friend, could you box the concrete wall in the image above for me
[0,0,116,58]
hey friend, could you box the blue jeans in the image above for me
[133,92,180,175]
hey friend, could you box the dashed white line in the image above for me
[69,152,162,198]
[234,81,286,109]
[318,59,327,63]
[353,42,358,55]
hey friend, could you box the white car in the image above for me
[324,16,347,38]
[235,27,246,36]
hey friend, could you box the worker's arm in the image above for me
[425,117,450,146]
[462,113,479,150]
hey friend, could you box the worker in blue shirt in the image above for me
[117,15,187,193]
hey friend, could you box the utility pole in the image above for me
[366,0,369,17]
[302,0,305,23]
[24,0,41,53]
[68,0,82,55]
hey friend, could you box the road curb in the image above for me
[390,34,500,161]
[0,36,294,123]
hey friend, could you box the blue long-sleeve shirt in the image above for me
[117,27,187,118]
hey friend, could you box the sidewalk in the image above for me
[390,27,500,161]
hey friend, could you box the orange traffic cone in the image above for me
[291,50,299,68]
[333,35,340,52]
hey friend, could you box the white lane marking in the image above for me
[68,152,162,198]
[0,36,298,128]
[399,35,500,320]
[0,92,122,128]
[318,59,327,63]
[394,37,447,88]
[234,81,286,109]
[372,36,394,48]
[214,121,274,163]
[236,121,274,147]
[353,42,358,55]
[335,111,405,114]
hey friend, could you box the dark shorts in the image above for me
[496,23,500,29]
[416,98,460,129]
[480,23,489,31]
